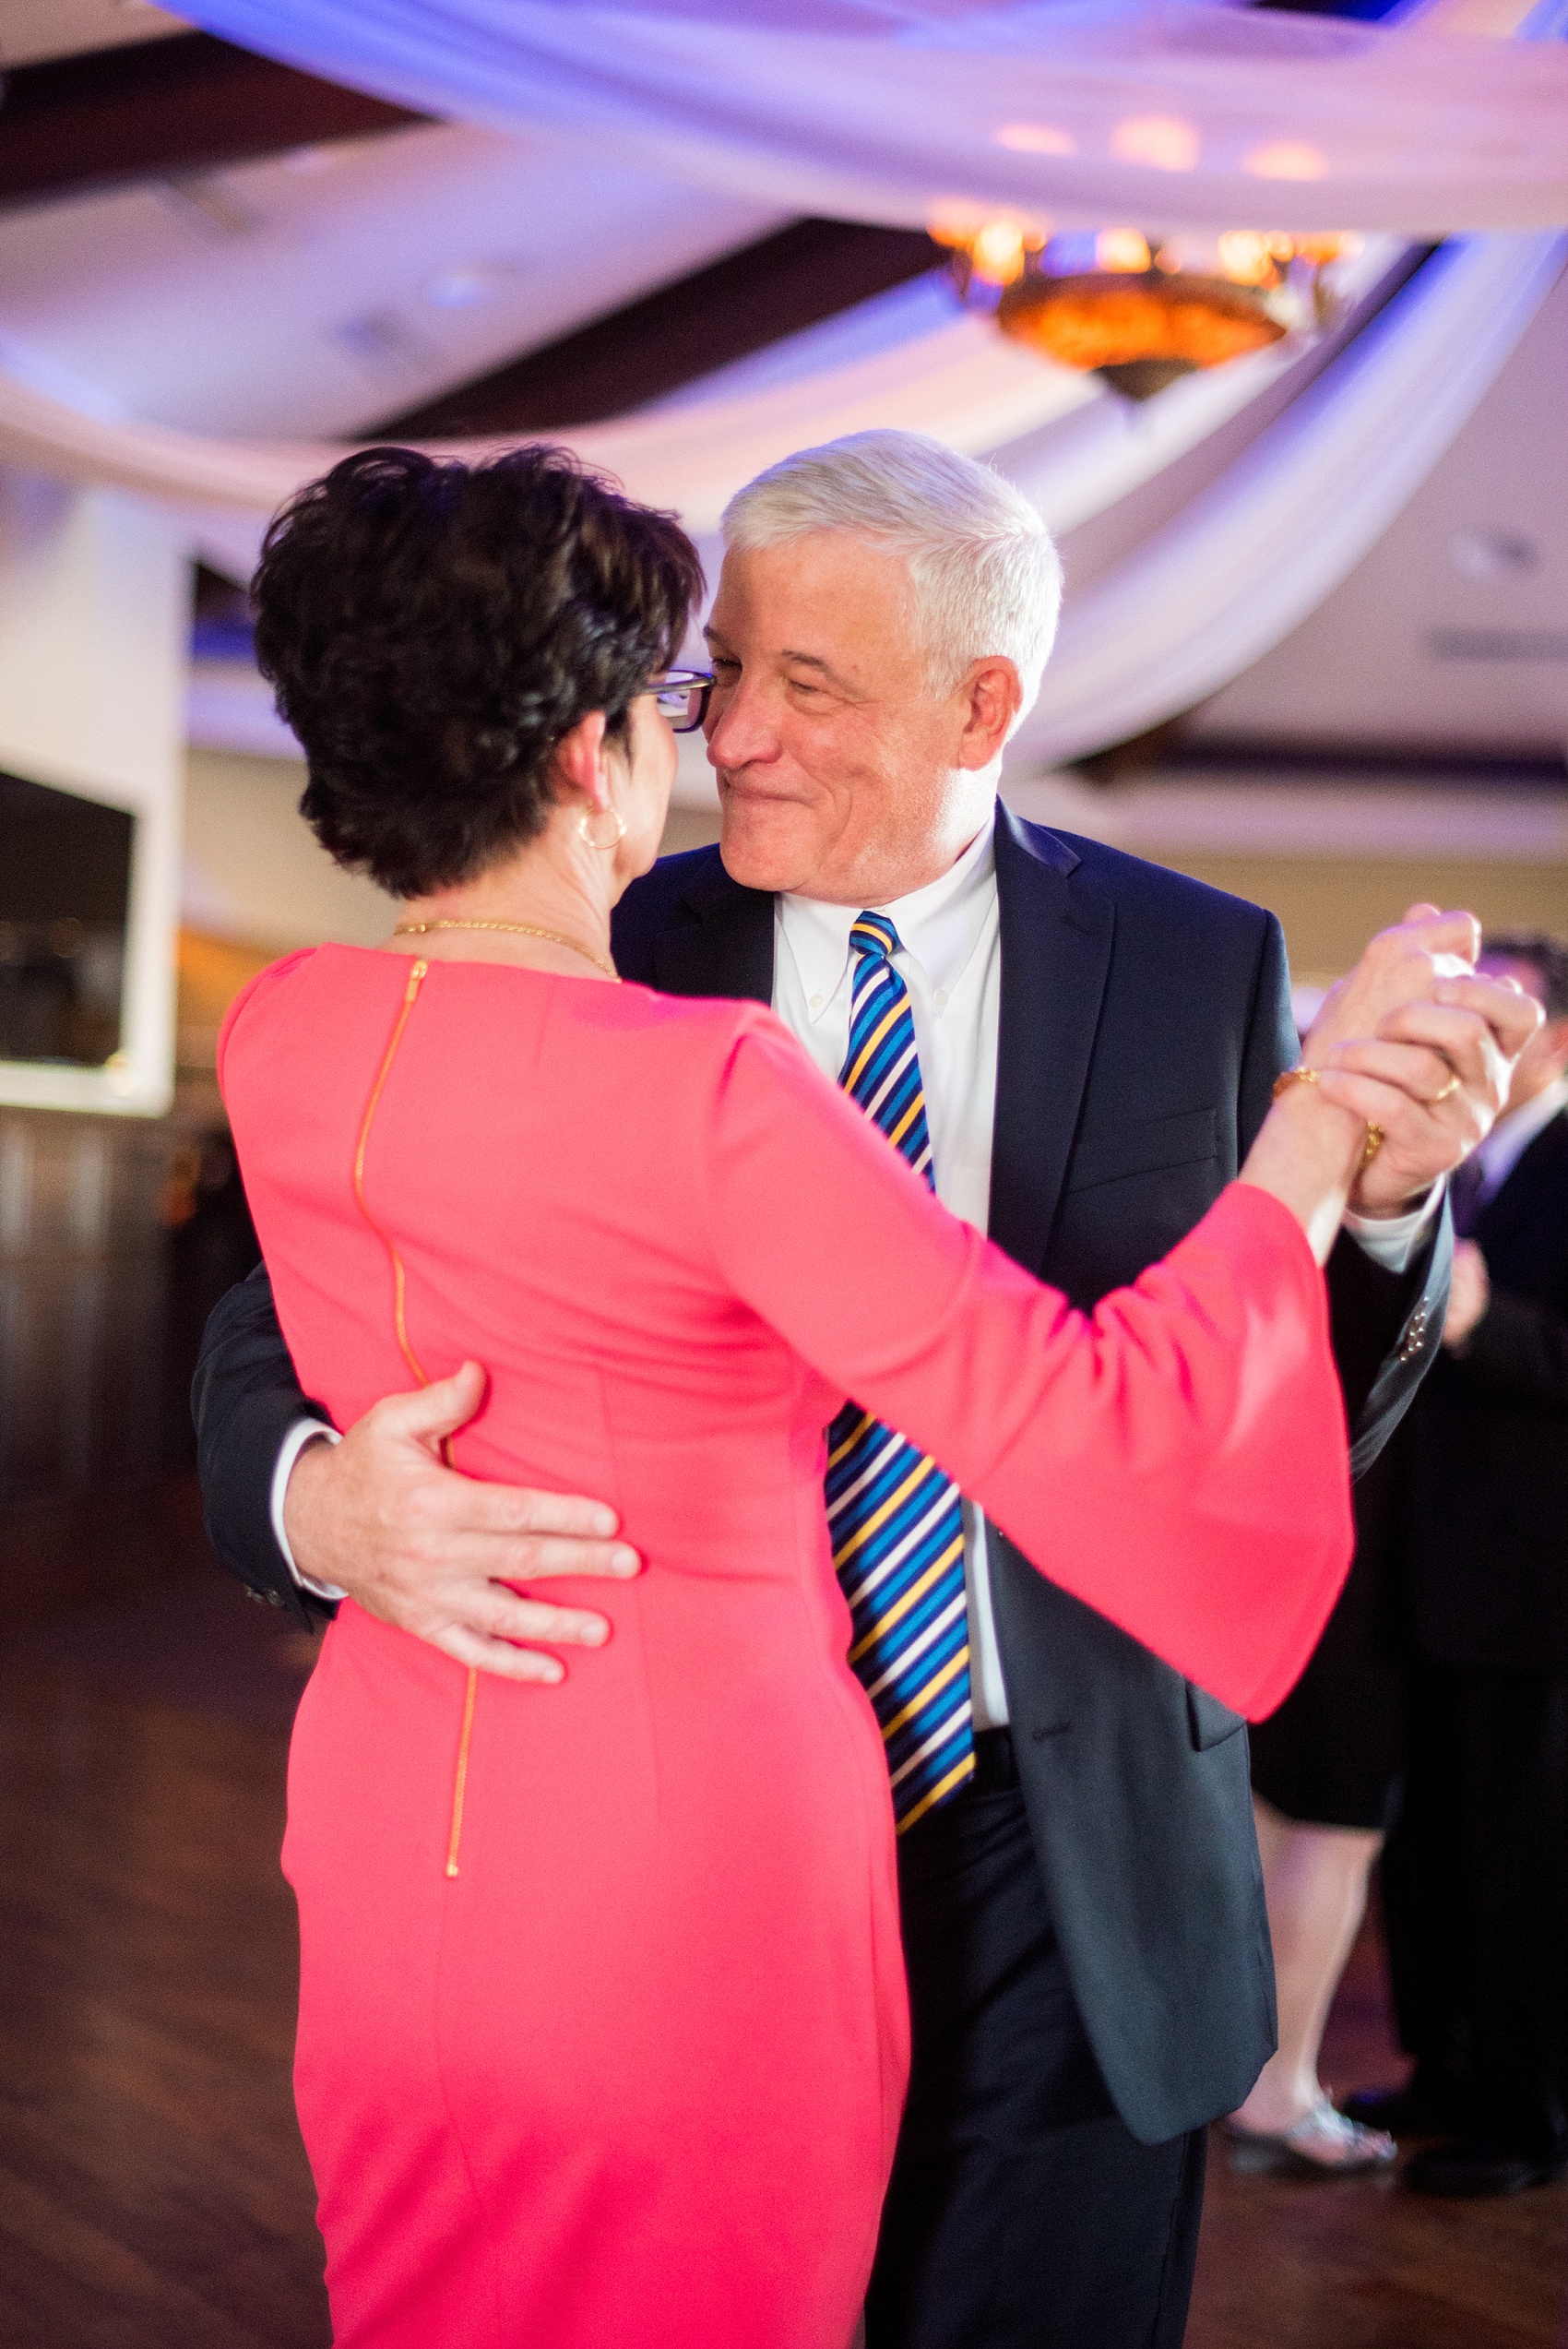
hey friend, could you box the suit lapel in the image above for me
[988,805,1114,1272]
[651,854,775,1006]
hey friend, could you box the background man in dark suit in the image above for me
[1360,932,1568,2200]
[195,433,1529,2346]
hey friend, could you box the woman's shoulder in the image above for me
[591,978,790,1053]
[556,983,816,1135]
[216,947,322,1083]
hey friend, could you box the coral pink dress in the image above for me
[220,946,1353,2349]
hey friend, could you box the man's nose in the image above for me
[706,677,778,769]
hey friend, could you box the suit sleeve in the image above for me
[1451,1286,1568,1413]
[1238,909,1450,1478]
[193,1261,334,1624]
[703,1013,1355,1722]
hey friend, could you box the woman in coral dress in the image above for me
[221,447,1390,2348]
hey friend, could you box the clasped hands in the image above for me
[1299,904,1538,1218]
[284,903,1541,1681]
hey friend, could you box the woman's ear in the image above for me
[548,709,612,809]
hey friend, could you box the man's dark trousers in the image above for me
[866,1735,1206,2349]
[194,810,1447,2349]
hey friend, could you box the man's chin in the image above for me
[717,794,823,896]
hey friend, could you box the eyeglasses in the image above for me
[641,669,715,735]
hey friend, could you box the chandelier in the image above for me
[931,217,1360,400]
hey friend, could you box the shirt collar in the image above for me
[778,811,998,1025]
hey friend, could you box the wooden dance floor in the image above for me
[0,1489,1563,2349]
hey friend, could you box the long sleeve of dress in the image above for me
[703,1011,1354,1723]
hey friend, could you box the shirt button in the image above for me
[933,987,947,1008]
[809,993,823,1010]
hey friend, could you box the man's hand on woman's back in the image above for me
[285,1360,641,1680]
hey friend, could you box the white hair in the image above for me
[720,428,1062,726]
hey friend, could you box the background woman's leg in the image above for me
[1237,1798,1384,2138]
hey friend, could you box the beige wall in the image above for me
[1141,854,1568,984]
[183,747,393,952]
[659,805,724,858]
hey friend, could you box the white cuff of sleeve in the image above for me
[1342,1178,1445,1276]
[270,1416,348,1601]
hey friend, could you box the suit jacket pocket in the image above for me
[1188,1682,1247,1750]
[1063,1107,1219,1196]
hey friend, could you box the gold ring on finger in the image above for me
[1430,1072,1461,1104]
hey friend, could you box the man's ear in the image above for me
[956,658,1022,770]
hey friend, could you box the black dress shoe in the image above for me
[1341,2078,1467,2137]
[1403,2134,1568,2198]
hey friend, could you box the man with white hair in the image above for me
[196,431,1497,2345]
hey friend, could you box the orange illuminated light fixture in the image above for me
[932,218,1360,399]
[999,268,1286,399]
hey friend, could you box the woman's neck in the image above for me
[385,822,618,982]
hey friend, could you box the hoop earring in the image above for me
[577,805,627,852]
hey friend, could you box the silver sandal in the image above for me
[1224,2096,1398,2176]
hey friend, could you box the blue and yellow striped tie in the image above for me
[826,912,975,1833]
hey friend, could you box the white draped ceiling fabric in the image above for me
[183,0,1568,234]
[2,0,1564,762]
[1020,227,1568,761]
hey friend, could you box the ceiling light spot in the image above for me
[422,265,503,310]
[996,124,1076,157]
[1096,229,1152,273]
[970,221,1029,283]
[333,310,434,378]
[1244,140,1326,181]
[1448,528,1541,585]
[1216,229,1295,285]
[1111,116,1199,173]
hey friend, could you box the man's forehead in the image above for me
[708,535,914,662]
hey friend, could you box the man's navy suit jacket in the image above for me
[194,805,1448,2144]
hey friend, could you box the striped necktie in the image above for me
[826,912,975,1832]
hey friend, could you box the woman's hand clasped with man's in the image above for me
[284,900,1540,1680]
[1298,903,1538,1219]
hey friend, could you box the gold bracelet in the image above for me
[1274,1064,1384,1165]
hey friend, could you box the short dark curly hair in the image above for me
[252,445,704,898]
[1483,929,1568,1019]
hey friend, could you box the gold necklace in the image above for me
[392,919,618,980]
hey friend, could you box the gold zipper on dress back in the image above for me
[351,958,479,1880]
